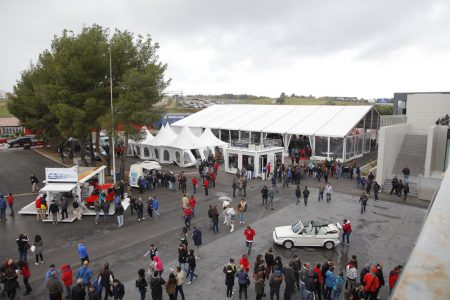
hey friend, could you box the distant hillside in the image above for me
[0,101,12,117]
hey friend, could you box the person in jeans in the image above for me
[0,194,7,222]
[17,233,30,262]
[175,266,186,300]
[115,202,125,228]
[94,200,101,225]
[17,260,32,295]
[342,219,352,245]
[46,271,64,300]
[237,198,247,224]
[237,265,250,299]
[136,268,148,300]
[186,250,199,284]
[61,264,73,300]
[269,266,283,300]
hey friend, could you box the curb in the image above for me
[32,149,67,167]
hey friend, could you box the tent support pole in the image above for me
[327,137,330,159]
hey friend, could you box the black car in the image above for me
[8,137,32,148]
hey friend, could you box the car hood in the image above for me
[274,225,296,237]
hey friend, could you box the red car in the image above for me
[84,183,116,207]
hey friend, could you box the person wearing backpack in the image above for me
[269,266,283,300]
[237,265,251,299]
[363,266,380,300]
[49,200,59,224]
[136,268,148,300]
[76,261,93,293]
[331,271,345,300]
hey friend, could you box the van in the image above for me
[129,161,162,187]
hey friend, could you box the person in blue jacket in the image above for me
[152,196,160,217]
[77,241,89,264]
[325,266,335,299]
[75,261,93,293]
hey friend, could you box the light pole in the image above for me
[109,43,116,185]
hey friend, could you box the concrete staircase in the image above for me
[392,134,428,176]
[382,178,419,198]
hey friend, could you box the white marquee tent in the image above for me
[139,128,155,159]
[167,126,201,167]
[147,123,178,163]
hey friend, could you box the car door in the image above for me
[296,226,318,247]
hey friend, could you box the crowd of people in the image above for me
[0,153,413,300]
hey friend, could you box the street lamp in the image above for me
[109,43,116,185]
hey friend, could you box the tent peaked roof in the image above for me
[141,127,154,144]
[148,123,177,146]
[197,128,228,148]
[168,126,200,150]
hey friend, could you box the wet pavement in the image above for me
[0,151,427,299]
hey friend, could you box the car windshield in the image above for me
[291,221,303,233]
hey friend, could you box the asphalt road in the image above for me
[0,151,427,300]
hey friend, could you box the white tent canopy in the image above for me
[168,126,200,150]
[197,127,228,148]
[40,183,77,193]
[172,104,373,138]
[148,123,177,147]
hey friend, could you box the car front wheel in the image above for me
[283,240,294,249]
[324,241,335,250]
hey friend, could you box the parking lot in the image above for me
[0,150,427,299]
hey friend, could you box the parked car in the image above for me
[83,145,107,161]
[8,137,32,148]
[273,219,342,250]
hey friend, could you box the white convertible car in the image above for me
[273,220,342,250]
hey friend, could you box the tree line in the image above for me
[7,24,170,178]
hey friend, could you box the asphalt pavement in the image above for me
[0,150,427,300]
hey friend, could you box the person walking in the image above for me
[237,265,251,299]
[137,198,145,221]
[152,196,160,217]
[149,270,166,300]
[94,200,101,225]
[77,240,89,264]
[359,193,368,214]
[73,199,83,221]
[30,174,39,193]
[203,178,209,196]
[17,260,32,296]
[325,183,332,202]
[266,187,274,210]
[373,181,380,201]
[178,244,188,272]
[6,193,14,217]
[403,183,409,201]
[136,268,148,300]
[212,205,220,234]
[115,202,125,228]
[318,183,325,201]
[232,178,238,198]
[189,195,197,218]
[17,233,30,262]
[175,266,186,300]
[244,226,256,256]
[402,167,410,183]
[183,207,193,230]
[46,271,65,300]
[165,273,177,300]
[224,264,236,300]
[237,198,247,224]
[33,234,44,265]
[146,197,154,219]
[295,186,301,205]
[192,227,202,259]
[390,176,399,195]
[191,176,198,194]
[342,219,352,246]
[303,186,310,206]
[0,194,7,222]
[261,186,268,206]
[345,260,358,297]
[76,261,93,293]
[271,175,278,193]
[61,264,73,300]
[186,249,199,284]
[97,263,114,300]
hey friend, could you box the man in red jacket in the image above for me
[213,161,219,175]
[191,177,198,194]
[61,264,73,299]
[388,265,402,294]
[342,219,352,245]
[203,178,209,196]
[363,266,381,300]
[244,226,256,256]
[7,193,14,217]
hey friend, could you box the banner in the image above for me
[45,166,78,182]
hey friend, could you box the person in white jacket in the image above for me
[325,183,333,202]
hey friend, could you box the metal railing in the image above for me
[229,138,282,150]
[379,115,407,127]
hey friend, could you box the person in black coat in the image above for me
[192,227,202,259]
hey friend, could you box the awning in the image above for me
[40,183,77,193]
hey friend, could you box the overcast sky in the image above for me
[1,0,449,98]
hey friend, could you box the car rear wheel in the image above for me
[283,240,294,249]
[324,241,335,250]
